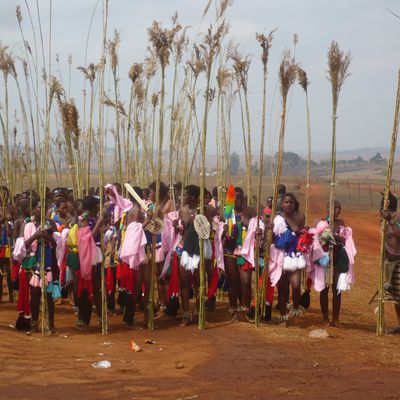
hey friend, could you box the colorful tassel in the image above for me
[224,185,235,219]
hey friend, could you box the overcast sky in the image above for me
[1,0,400,157]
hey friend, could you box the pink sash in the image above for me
[77,226,96,281]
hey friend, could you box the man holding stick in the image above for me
[381,192,400,334]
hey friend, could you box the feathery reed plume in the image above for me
[254,29,274,325]
[377,70,400,335]
[326,41,351,286]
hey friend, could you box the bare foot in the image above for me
[179,313,191,327]
[278,315,288,328]
[278,320,287,328]
[243,311,255,324]
[329,320,340,328]
[229,311,239,324]
[322,319,330,328]
[49,326,59,335]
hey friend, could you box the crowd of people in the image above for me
[0,181,399,334]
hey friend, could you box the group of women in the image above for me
[0,181,357,332]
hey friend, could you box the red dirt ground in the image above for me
[0,182,398,400]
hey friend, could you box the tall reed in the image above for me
[327,41,351,286]
[254,30,274,326]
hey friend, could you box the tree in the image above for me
[369,152,386,164]
[229,151,240,175]
[251,161,259,176]
[356,155,364,166]
[275,151,304,168]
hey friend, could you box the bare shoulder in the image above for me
[336,218,345,227]
[295,212,305,227]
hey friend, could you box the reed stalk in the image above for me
[297,67,311,292]
[167,16,184,201]
[98,0,109,335]
[148,20,176,329]
[198,17,228,330]
[297,67,311,225]
[327,41,351,286]
[254,31,274,326]
[78,63,97,194]
[0,45,14,200]
[231,50,253,204]
[107,30,122,185]
[262,51,297,315]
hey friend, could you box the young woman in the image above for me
[272,193,307,325]
[381,193,400,333]
[146,181,171,312]
[174,185,201,326]
[13,198,60,333]
[222,187,256,322]
[310,201,356,327]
